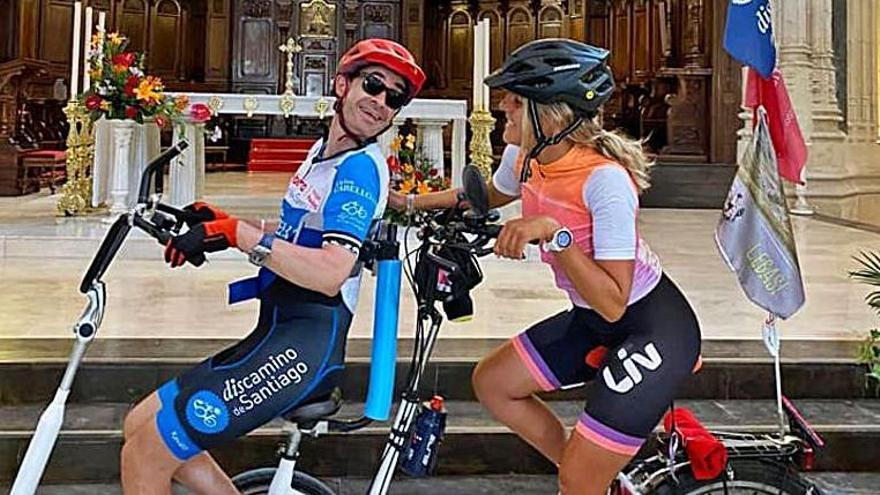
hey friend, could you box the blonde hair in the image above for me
[519,100,653,193]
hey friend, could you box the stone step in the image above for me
[5,472,880,495]
[0,399,877,484]
[0,338,870,405]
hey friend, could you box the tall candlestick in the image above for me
[482,19,490,108]
[70,1,83,98]
[83,6,93,92]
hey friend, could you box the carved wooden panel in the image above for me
[506,4,534,55]
[361,2,396,39]
[1,0,14,61]
[709,0,740,164]
[446,7,472,87]
[402,0,424,65]
[117,0,149,52]
[232,0,277,92]
[478,8,503,72]
[661,70,710,161]
[569,0,586,41]
[537,4,567,39]
[609,0,630,81]
[205,0,231,84]
[631,1,650,82]
[585,0,608,47]
[149,0,183,78]
[40,0,76,63]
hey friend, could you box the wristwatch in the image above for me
[249,233,275,267]
[542,227,573,253]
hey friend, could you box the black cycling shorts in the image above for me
[511,274,701,456]
[155,294,352,461]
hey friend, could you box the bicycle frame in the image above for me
[9,141,189,495]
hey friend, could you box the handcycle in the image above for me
[10,143,826,495]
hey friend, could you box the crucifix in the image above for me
[279,37,303,95]
[278,37,303,117]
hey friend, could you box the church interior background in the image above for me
[1,0,875,212]
[0,2,879,489]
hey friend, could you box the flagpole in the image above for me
[790,169,815,215]
[766,313,787,439]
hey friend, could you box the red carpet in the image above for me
[247,138,316,173]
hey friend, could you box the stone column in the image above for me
[451,116,467,187]
[846,0,878,142]
[415,118,447,178]
[377,118,403,158]
[169,121,206,207]
[809,0,845,142]
[775,0,814,141]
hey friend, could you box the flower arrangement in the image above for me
[81,31,186,128]
[386,132,450,223]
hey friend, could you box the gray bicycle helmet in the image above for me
[484,38,614,118]
[485,39,615,182]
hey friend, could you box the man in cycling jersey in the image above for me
[119,39,425,494]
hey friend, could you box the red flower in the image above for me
[111,52,136,69]
[414,171,424,181]
[190,103,212,123]
[386,155,401,173]
[85,94,103,111]
[125,106,139,119]
[124,75,139,96]
[155,115,168,128]
[429,168,438,177]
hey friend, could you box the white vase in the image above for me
[108,120,137,216]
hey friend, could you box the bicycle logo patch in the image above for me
[185,390,230,434]
[341,201,368,219]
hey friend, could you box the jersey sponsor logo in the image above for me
[287,175,323,210]
[223,346,311,417]
[341,200,369,219]
[334,179,376,202]
[602,343,663,394]
[185,390,230,434]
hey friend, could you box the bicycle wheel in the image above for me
[232,467,336,495]
[650,460,816,495]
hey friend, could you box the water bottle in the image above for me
[400,396,447,477]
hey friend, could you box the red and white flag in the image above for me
[744,68,808,184]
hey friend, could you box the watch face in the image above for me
[557,230,572,248]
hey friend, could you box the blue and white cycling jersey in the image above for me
[273,139,389,312]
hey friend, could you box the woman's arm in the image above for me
[493,216,632,322]
[389,182,518,212]
[553,250,633,322]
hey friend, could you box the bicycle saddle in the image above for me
[281,387,343,425]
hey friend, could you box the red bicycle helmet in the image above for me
[338,39,426,98]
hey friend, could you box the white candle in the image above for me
[473,21,482,110]
[482,19,491,108]
[83,6,93,92]
[97,11,106,67]
[70,1,82,98]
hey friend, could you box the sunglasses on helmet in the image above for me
[360,72,409,110]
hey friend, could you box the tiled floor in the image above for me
[1,172,878,342]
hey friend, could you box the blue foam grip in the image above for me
[364,259,401,421]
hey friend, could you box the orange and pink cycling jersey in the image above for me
[493,144,662,307]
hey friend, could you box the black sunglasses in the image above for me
[360,72,409,110]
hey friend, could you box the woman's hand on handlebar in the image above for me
[494,215,560,259]
[164,217,239,268]
[181,201,229,227]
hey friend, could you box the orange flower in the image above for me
[108,32,125,45]
[174,95,190,112]
[390,135,402,152]
[135,76,163,105]
[400,179,414,193]
[403,164,414,175]
[417,181,430,195]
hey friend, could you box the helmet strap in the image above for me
[519,100,584,182]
